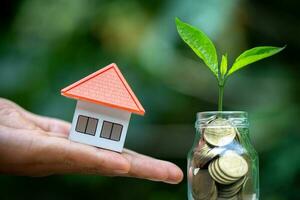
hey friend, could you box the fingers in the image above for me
[30,136,183,183]
[0,125,130,176]
[35,140,184,183]
[30,133,130,176]
[122,149,184,184]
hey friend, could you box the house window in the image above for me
[75,115,98,136]
[100,121,123,141]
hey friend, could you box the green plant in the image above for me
[175,17,285,111]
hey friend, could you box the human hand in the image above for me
[0,98,183,184]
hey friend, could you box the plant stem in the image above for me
[218,84,224,111]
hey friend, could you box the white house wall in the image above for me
[69,100,131,152]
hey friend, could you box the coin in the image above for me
[194,145,219,167]
[218,150,248,178]
[213,159,238,183]
[208,159,238,185]
[203,118,236,146]
[218,177,247,199]
[218,185,242,198]
[217,195,239,200]
[208,150,248,187]
[237,176,257,200]
[198,184,217,200]
[208,160,227,185]
[234,127,242,143]
[193,142,227,168]
[193,144,212,167]
[192,169,215,200]
[219,176,247,193]
[207,146,226,161]
[208,185,218,200]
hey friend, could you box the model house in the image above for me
[61,63,145,152]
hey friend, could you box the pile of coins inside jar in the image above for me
[192,117,249,200]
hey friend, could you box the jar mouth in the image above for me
[197,111,247,118]
[197,111,248,115]
[196,111,249,128]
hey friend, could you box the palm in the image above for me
[0,98,183,184]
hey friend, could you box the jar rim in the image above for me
[196,111,249,128]
[196,111,248,120]
[197,111,248,115]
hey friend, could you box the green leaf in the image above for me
[220,54,228,77]
[175,17,218,78]
[227,46,285,76]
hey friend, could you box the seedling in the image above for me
[175,18,285,111]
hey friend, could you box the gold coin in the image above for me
[214,159,238,182]
[207,146,226,159]
[218,150,248,178]
[219,176,247,193]
[238,176,257,200]
[210,160,238,185]
[218,189,241,199]
[204,118,236,146]
[208,161,224,184]
[208,160,233,185]
[218,187,241,198]
[195,143,211,152]
[198,184,217,200]
[193,143,226,168]
[207,185,218,200]
[193,144,212,167]
[218,195,239,200]
[192,169,215,200]
[234,127,242,143]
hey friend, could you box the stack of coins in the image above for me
[218,176,248,199]
[191,118,249,200]
[208,150,248,199]
[192,169,217,200]
[208,150,248,185]
[193,143,226,168]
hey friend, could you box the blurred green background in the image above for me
[0,0,299,199]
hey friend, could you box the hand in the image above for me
[0,98,183,184]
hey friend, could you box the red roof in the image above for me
[61,63,145,115]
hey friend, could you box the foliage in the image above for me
[175,18,218,78]
[175,18,285,111]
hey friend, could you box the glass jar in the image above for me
[187,111,259,200]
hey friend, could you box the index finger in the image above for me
[121,149,184,184]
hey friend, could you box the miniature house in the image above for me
[61,63,145,152]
